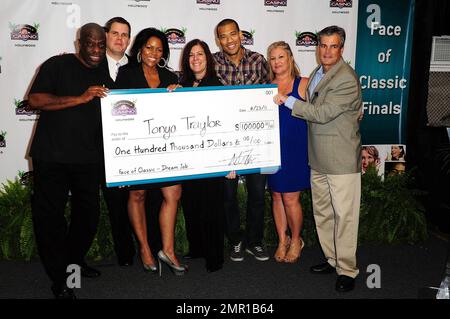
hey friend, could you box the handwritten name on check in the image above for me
[101,85,280,187]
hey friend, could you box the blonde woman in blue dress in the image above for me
[267,41,310,263]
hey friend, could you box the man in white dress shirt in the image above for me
[104,17,131,81]
[100,17,135,266]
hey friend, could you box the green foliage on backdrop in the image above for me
[0,167,427,261]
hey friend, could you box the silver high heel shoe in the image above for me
[142,262,158,273]
[140,256,158,273]
[157,250,187,277]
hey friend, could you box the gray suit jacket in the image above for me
[291,58,362,174]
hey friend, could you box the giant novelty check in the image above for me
[101,84,280,187]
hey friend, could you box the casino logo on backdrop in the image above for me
[197,0,220,4]
[14,99,39,118]
[50,1,73,5]
[241,30,255,46]
[264,0,287,7]
[164,28,187,46]
[196,0,220,11]
[112,100,137,116]
[295,31,318,47]
[10,23,39,42]
[330,0,352,8]
[0,131,6,148]
[127,0,150,8]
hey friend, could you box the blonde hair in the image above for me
[267,41,300,81]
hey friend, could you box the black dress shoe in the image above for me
[183,252,203,259]
[51,283,76,299]
[80,264,101,278]
[206,263,223,273]
[310,262,336,274]
[336,275,355,292]
[118,258,134,267]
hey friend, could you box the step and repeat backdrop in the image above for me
[0,0,413,184]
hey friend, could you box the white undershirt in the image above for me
[106,53,128,81]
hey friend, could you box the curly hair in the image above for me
[129,27,170,66]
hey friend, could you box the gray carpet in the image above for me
[0,234,448,299]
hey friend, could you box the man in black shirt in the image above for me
[29,23,108,299]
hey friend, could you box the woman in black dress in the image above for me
[174,39,225,272]
[115,28,185,275]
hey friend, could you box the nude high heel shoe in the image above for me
[274,237,291,262]
[284,238,304,263]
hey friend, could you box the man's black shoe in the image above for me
[51,283,76,299]
[336,275,355,292]
[118,258,134,267]
[310,262,335,274]
[206,263,223,273]
[183,252,203,259]
[80,264,101,278]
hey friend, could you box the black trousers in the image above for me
[32,160,101,286]
[224,173,267,246]
[101,184,135,263]
[182,177,224,270]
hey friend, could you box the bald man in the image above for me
[29,23,109,299]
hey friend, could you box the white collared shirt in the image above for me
[106,53,128,81]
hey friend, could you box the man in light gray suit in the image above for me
[274,25,362,292]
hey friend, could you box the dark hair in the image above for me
[104,17,131,36]
[391,145,405,159]
[216,18,240,38]
[180,39,215,84]
[129,27,170,66]
[318,25,346,48]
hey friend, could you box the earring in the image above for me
[137,51,142,63]
[158,57,168,68]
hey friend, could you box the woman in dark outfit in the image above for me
[115,28,185,275]
[175,39,225,272]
